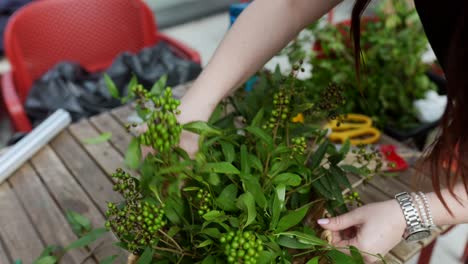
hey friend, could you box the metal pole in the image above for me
[0,109,71,184]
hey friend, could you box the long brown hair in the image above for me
[351,0,468,212]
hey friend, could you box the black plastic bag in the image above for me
[25,42,201,126]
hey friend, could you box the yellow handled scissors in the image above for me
[325,113,381,145]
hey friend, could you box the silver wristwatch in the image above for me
[395,192,431,241]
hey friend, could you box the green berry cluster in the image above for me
[220,231,263,264]
[111,168,140,200]
[196,189,212,216]
[136,86,182,153]
[105,200,166,253]
[317,83,345,112]
[263,90,291,129]
[291,136,307,156]
[352,145,383,173]
[345,191,363,206]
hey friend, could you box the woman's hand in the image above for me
[318,200,407,263]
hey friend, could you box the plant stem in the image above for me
[159,230,183,252]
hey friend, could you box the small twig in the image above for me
[159,230,183,252]
[79,240,105,264]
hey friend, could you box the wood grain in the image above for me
[390,240,422,262]
[10,163,95,264]
[50,130,121,214]
[0,182,44,263]
[0,240,11,263]
[29,146,124,261]
[90,112,132,155]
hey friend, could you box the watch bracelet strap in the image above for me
[395,192,423,228]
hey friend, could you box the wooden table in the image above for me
[0,103,446,264]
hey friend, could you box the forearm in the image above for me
[179,0,341,123]
[427,182,468,226]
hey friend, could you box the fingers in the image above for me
[317,209,363,231]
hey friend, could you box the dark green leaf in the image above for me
[339,139,351,155]
[350,246,365,264]
[99,255,118,264]
[136,247,153,264]
[33,256,57,264]
[65,228,107,250]
[66,210,92,235]
[278,231,327,246]
[326,249,355,264]
[310,140,328,169]
[164,196,185,225]
[82,132,112,145]
[216,184,238,211]
[125,138,141,169]
[104,75,120,99]
[201,228,222,239]
[183,121,222,136]
[37,246,58,259]
[201,162,240,175]
[272,173,302,187]
[241,176,267,209]
[341,165,365,175]
[257,251,277,264]
[306,257,319,264]
[276,205,310,232]
[197,239,213,248]
[220,141,235,163]
[245,126,273,148]
[203,210,225,221]
[167,226,180,237]
[270,184,286,230]
[240,145,250,175]
[292,103,315,115]
[251,108,265,127]
[277,236,314,249]
[236,192,256,227]
[330,166,352,189]
[248,154,263,172]
[150,75,167,96]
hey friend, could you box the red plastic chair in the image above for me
[1,0,201,132]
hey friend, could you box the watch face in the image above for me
[407,230,431,241]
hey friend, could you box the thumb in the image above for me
[317,209,363,231]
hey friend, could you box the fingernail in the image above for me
[317,218,330,225]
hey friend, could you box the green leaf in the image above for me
[216,184,238,211]
[15,260,22,264]
[251,108,265,127]
[257,251,277,264]
[277,235,314,249]
[240,145,250,175]
[306,257,320,264]
[125,138,141,169]
[66,210,92,235]
[330,166,352,189]
[202,162,240,174]
[82,132,112,145]
[245,126,273,148]
[65,228,107,250]
[241,176,267,209]
[99,255,118,264]
[248,154,263,172]
[104,74,120,99]
[310,140,328,169]
[278,231,327,247]
[201,228,222,239]
[136,247,153,264]
[339,139,351,155]
[326,249,355,264]
[164,196,185,225]
[270,184,286,230]
[183,121,222,136]
[341,165,364,175]
[197,239,213,248]
[33,256,57,264]
[220,141,235,163]
[272,173,302,187]
[236,192,257,227]
[276,205,310,232]
[350,246,365,264]
[150,75,167,96]
[292,103,315,115]
[203,210,225,221]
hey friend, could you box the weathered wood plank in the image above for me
[0,182,44,263]
[50,130,121,214]
[90,112,132,155]
[0,240,11,264]
[383,253,403,264]
[29,146,124,261]
[110,104,135,126]
[365,174,413,197]
[69,119,127,176]
[390,240,422,262]
[10,163,94,264]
